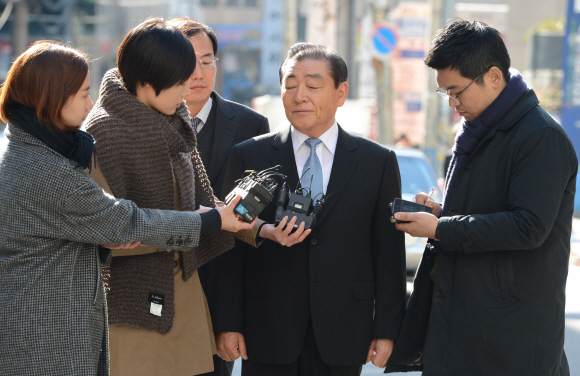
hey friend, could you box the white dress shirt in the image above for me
[291,122,339,195]
[191,96,213,133]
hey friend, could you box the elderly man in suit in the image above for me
[168,18,270,376]
[212,43,407,376]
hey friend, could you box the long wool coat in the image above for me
[388,90,577,376]
[0,124,205,376]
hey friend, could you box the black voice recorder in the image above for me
[389,198,432,223]
[274,167,326,230]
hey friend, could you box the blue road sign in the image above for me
[372,25,397,55]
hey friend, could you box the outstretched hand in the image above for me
[259,215,311,247]
[218,195,257,233]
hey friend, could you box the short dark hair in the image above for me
[168,17,219,56]
[0,41,88,132]
[424,19,511,85]
[117,18,195,96]
[279,43,348,89]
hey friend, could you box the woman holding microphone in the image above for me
[0,41,251,376]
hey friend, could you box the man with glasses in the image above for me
[390,20,577,375]
[168,18,270,376]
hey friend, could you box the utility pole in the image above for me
[284,0,297,53]
[424,0,444,175]
[372,0,394,146]
[336,0,358,98]
[12,0,28,57]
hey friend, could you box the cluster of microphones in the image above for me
[224,165,326,230]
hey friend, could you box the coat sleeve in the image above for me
[371,149,407,339]
[59,173,203,252]
[210,144,248,333]
[438,126,578,253]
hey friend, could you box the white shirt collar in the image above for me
[291,121,339,155]
[194,96,213,124]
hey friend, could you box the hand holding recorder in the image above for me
[392,190,440,239]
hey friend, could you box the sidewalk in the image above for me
[571,217,580,266]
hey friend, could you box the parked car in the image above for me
[393,148,442,292]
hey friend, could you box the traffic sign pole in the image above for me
[370,19,396,145]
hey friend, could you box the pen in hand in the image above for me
[425,187,436,204]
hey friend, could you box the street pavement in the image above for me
[231,262,580,376]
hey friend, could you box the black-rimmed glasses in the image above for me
[436,66,492,103]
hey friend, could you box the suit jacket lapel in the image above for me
[270,126,300,190]
[208,92,239,184]
[317,125,358,224]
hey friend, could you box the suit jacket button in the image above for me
[310,238,317,245]
[464,230,471,236]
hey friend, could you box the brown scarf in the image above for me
[85,69,233,333]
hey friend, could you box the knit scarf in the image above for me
[432,68,528,253]
[442,69,528,214]
[85,68,234,333]
[8,104,96,171]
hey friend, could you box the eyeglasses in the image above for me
[436,66,492,103]
[197,56,218,70]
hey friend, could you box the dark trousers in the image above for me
[197,354,234,376]
[241,320,362,376]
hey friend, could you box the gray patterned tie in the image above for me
[302,138,323,199]
[191,117,201,134]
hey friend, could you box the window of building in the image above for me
[200,0,218,6]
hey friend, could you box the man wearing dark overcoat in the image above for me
[392,20,578,376]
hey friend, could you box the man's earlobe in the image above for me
[488,67,503,88]
[337,82,349,105]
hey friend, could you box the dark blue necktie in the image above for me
[191,117,201,134]
[302,138,323,199]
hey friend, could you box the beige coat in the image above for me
[89,163,263,376]
[90,164,216,376]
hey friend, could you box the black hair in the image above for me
[117,18,195,96]
[168,17,219,56]
[424,19,511,85]
[279,43,348,89]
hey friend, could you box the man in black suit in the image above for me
[213,43,407,375]
[169,18,270,376]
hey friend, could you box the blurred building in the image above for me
[0,0,571,141]
[0,0,75,79]
[202,0,283,104]
[85,0,284,106]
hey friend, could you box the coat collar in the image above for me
[5,123,64,159]
[207,91,240,183]
[467,89,540,161]
[495,89,539,131]
[270,124,358,225]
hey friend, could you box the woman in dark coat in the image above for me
[0,41,251,376]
